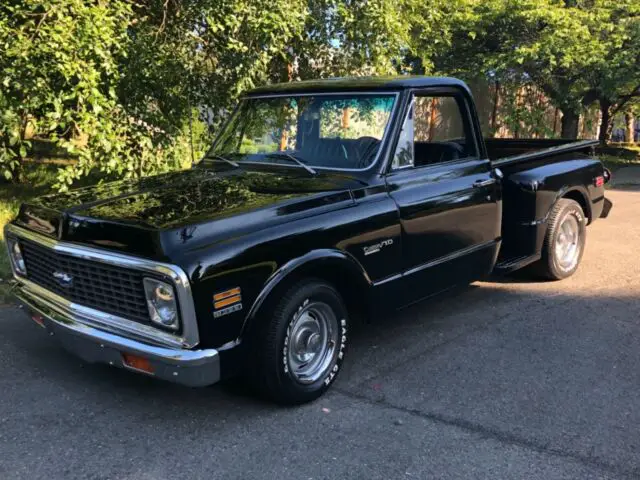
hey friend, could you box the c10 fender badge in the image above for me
[214,303,243,318]
[363,238,393,256]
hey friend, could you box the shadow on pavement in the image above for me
[1,278,640,478]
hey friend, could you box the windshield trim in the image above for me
[208,91,401,173]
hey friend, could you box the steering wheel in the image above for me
[355,136,380,168]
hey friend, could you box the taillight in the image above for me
[594,176,605,187]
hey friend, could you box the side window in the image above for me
[392,94,476,169]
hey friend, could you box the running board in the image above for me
[493,254,541,274]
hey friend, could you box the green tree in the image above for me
[3,0,638,189]
[572,0,640,144]
[290,0,412,80]
[122,0,307,131]
[431,0,640,140]
[0,0,132,182]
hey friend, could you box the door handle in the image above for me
[473,178,495,188]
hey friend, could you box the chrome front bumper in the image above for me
[13,282,221,387]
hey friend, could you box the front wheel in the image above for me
[534,198,586,280]
[252,279,349,404]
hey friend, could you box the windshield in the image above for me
[207,93,397,170]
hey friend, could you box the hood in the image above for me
[14,166,363,260]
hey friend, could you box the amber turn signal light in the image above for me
[122,353,154,374]
[213,287,241,301]
[213,287,242,309]
[31,315,45,328]
[214,295,241,309]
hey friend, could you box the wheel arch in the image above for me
[531,185,591,257]
[559,187,592,224]
[240,249,373,338]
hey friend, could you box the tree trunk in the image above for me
[12,112,29,183]
[279,131,288,151]
[287,62,293,82]
[342,107,350,129]
[428,97,439,141]
[490,80,500,136]
[553,108,560,136]
[598,99,612,145]
[560,110,579,139]
[625,112,635,144]
[514,89,522,139]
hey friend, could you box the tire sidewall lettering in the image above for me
[283,299,310,374]
[324,318,347,386]
[571,208,584,224]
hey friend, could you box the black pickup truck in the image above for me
[6,76,612,404]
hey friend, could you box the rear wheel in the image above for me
[251,279,349,404]
[534,198,586,280]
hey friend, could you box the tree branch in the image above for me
[28,8,53,42]
[611,84,640,116]
[157,0,170,35]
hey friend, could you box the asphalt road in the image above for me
[1,188,639,480]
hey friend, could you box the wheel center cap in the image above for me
[306,332,321,353]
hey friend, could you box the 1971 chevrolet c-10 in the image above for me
[6,76,612,404]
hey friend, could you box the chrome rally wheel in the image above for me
[554,214,582,272]
[286,301,339,385]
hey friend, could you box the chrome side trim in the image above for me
[372,240,498,287]
[403,240,497,278]
[5,224,199,348]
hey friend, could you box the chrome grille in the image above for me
[19,239,150,323]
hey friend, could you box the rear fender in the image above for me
[550,185,591,224]
[501,173,592,260]
[531,185,590,255]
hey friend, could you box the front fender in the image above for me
[240,249,372,337]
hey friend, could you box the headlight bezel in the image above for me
[7,236,27,277]
[143,277,181,331]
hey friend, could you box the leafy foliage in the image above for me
[434,0,640,139]
[0,0,132,183]
[1,0,638,187]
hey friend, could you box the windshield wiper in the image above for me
[204,154,240,168]
[267,152,316,175]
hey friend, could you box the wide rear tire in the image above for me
[533,198,586,280]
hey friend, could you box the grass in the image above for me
[596,143,640,173]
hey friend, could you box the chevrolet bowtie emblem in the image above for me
[52,271,74,288]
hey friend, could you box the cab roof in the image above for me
[246,76,470,96]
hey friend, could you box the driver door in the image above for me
[385,89,501,305]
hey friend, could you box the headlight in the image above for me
[143,278,179,330]
[7,237,27,276]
